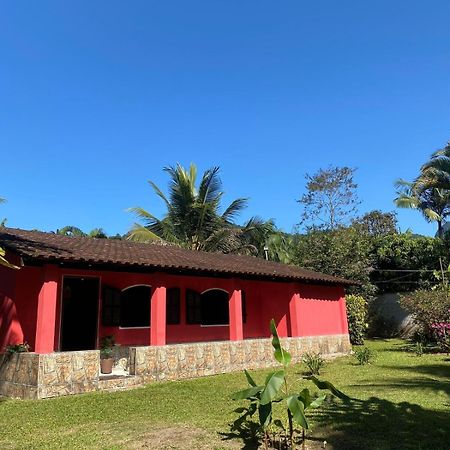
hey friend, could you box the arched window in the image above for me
[201,289,229,325]
[102,284,182,327]
[186,288,229,325]
[120,285,151,328]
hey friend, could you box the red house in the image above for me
[0,228,352,399]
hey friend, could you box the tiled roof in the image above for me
[0,227,354,286]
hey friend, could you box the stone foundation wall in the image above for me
[0,352,40,399]
[0,334,351,399]
[0,350,99,399]
[130,334,351,382]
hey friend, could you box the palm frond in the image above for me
[127,207,160,226]
[198,166,222,205]
[148,180,171,210]
[422,208,442,222]
[221,198,248,223]
[394,179,413,191]
[394,194,419,209]
[126,224,163,243]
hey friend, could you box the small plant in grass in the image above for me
[231,319,349,449]
[413,341,424,357]
[353,346,374,365]
[5,342,30,355]
[302,352,325,375]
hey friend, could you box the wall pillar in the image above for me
[229,282,243,341]
[35,265,59,353]
[289,288,302,337]
[150,279,167,346]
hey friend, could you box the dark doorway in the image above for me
[60,277,99,351]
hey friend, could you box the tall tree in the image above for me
[88,228,108,239]
[297,166,359,230]
[57,226,87,237]
[352,210,398,236]
[128,163,271,254]
[294,226,375,297]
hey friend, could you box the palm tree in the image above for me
[128,163,272,254]
[395,142,450,237]
[421,142,450,190]
[395,179,450,237]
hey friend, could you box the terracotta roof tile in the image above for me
[0,227,354,285]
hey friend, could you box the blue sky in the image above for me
[1,1,450,236]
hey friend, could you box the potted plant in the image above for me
[99,335,115,374]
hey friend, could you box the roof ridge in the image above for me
[0,227,355,285]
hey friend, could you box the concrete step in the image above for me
[98,375,141,392]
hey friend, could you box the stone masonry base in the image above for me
[0,334,351,399]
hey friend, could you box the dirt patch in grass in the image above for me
[122,425,332,449]
[119,425,241,450]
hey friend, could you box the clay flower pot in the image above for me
[99,335,116,375]
[100,357,114,374]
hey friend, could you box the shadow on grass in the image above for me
[311,395,450,450]
[375,363,450,397]
[222,395,450,450]
[385,362,450,379]
[383,341,443,355]
[220,420,261,450]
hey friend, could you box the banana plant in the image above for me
[231,319,349,449]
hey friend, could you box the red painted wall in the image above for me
[298,284,348,336]
[0,257,43,351]
[0,264,19,351]
[0,259,349,352]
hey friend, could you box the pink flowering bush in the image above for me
[400,291,450,349]
[431,320,450,352]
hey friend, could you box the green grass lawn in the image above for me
[0,340,448,450]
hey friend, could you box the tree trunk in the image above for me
[438,220,443,238]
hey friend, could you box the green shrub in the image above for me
[5,342,30,355]
[302,352,325,375]
[354,347,374,365]
[346,294,368,345]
